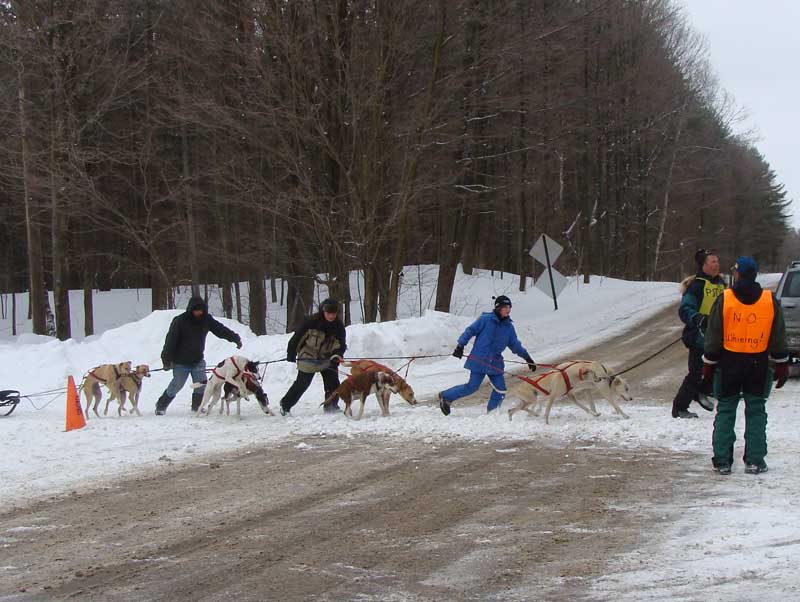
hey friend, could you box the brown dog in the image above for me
[105,364,151,417]
[81,361,132,419]
[341,359,418,406]
[323,370,398,420]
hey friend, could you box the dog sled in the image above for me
[0,390,20,416]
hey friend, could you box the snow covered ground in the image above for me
[1,268,680,504]
[593,381,800,602]
[2,268,797,600]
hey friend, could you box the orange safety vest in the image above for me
[722,288,774,353]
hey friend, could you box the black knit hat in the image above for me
[695,248,716,270]
[320,298,339,313]
[493,295,512,309]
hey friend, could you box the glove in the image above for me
[329,354,341,368]
[702,362,716,394]
[234,337,243,349]
[453,345,464,359]
[692,314,708,330]
[286,354,296,363]
[774,362,789,389]
[524,356,537,372]
[162,359,172,371]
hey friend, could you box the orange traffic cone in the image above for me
[65,376,86,432]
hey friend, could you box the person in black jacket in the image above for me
[671,249,726,418]
[154,296,242,415]
[279,298,346,416]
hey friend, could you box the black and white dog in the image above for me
[193,356,273,417]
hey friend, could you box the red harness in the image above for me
[89,365,120,385]
[213,356,244,381]
[519,361,592,396]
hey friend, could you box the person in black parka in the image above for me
[279,298,347,416]
[155,296,242,415]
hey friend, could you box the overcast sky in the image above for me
[682,0,800,228]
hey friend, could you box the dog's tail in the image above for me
[320,390,339,408]
[190,383,204,389]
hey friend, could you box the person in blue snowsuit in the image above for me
[438,295,536,415]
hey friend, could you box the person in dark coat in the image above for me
[279,298,347,416]
[702,256,789,475]
[438,295,536,415]
[155,296,242,415]
[671,249,726,418]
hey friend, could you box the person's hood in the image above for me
[732,279,763,305]
[186,296,208,315]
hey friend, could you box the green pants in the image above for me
[712,394,768,467]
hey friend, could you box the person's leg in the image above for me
[742,394,768,470]
[741,355,770,471]
[671,349,701,418]
[441,372,486,404]
[189,360,208,412]
[321,368,341,413]
[279,371,315,413]
[486,373,507,412]
[712,394,739,471]
[155,365,191,414]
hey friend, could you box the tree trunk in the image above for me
[18,66,47,335]
[234,281,242,323]
[652,100,688,279]
[182,124,200,297]
[50,98,70,340]
[83,267,94,337]
[248,276,267,335]
[435,207,466,313]
[286,275,314,333]
[222,283,233,319]
[363,267,379,323]
[11,293,17,337]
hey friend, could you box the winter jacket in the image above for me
[161,296,240,367]
[458,311,530,375]
[287,315,347,374]
[704,279,788,364]
[679,272,726,350]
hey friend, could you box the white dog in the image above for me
[193,356,273,417]
[508,360,632,424]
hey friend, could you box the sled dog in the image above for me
[508,360,632,424]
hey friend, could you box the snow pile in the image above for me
[0,271,679,505]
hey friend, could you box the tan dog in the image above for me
[104,364,151,417]
[323,370,398,420]
[342,359,418,406]
[508,360,632,424]
[81,361,132,419]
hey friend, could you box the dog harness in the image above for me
[520,361,594,396]
[212,356,242,381]
[88,365,121,385]
[212,357,257,393]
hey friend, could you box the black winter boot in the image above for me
[191,390,205,413]
[155,392,174,416]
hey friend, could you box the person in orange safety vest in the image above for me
[702,256,788,475]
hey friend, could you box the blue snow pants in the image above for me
[441,371,507,412]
